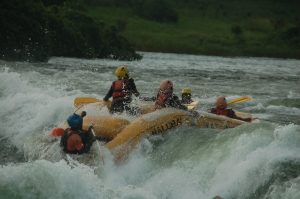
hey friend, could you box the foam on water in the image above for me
[1,53,300,199]
[0,68,74,160]
[0,159,105,199]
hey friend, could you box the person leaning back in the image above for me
[210,96,252,122]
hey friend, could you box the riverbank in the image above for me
[86,0,300,59]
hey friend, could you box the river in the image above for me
[0,52,300,199]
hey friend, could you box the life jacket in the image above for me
[112,79,130,99]
[155,90,171,109]
[211,108,235,118]
[60,128,85,154]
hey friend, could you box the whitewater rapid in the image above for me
[0,52,299,199]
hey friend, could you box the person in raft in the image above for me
[103,65,140,114]
[154,80,188,110]
[210,96,252,122]
[181,87,194,104]
[60,111,95,154]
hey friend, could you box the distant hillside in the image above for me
[85,0,300,59]
[1,0,298,61]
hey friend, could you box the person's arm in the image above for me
[103,84,114,101]
[170,95,188,110]
[128,78,140,97]
[236,116,252,122]
[210,108,217,114]
[231,110,252,122]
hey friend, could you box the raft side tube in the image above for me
[83,116,130,140]
[106,108,192,159]
[195,111,246,129]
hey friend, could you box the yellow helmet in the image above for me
[115,65,129,79]
[182,87,192,94]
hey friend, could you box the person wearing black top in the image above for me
[103,65,140,114]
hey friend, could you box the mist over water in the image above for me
[0,52,299,199]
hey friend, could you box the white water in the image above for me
[0,52,300,199]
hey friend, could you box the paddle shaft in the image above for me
[91,127,105,165]
[227,96,252,105]
[74,97,112,108]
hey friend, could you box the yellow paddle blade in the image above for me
[74,97,112,108]
[227,96,252,105]
[74,97,100,107]
[184,101,200,111]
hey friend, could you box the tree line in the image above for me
[0,0,141,62]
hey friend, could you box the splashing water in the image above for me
[0,53,300,199]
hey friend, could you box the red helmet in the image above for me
[159,80,173,94]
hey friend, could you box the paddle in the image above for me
[74,97,111,108]
[235,112,286,124]
[227,96,252,105]
[184,101,200,111]
[90,126,105,165]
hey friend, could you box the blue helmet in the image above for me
[67,114,83,130]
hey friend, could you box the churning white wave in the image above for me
[1,53,300,199]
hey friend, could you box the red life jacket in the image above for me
[155,90,171,109]
[112,79,130,99]
[61,129,84,153]
[211,108,235,118]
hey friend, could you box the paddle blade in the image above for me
[227,96,252,105]
[184,101,200,111]
[51,127,65,137]
[74,97,112,110]
[74,97,99,107]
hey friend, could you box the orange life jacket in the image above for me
[61,129,84,154]
[112,79,130,99]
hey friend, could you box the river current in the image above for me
[0,52,300,199]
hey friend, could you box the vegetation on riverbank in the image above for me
[87,0,300,59]
[0,0,141,62]
[1,0,299,61]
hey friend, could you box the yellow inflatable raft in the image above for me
[104,108,248,160]
[72,100,199,138]
[105,108,192,160]
[55,100,253,161]
[54,115,130,140]
[195,111,246,129]
[82,116,130,140]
